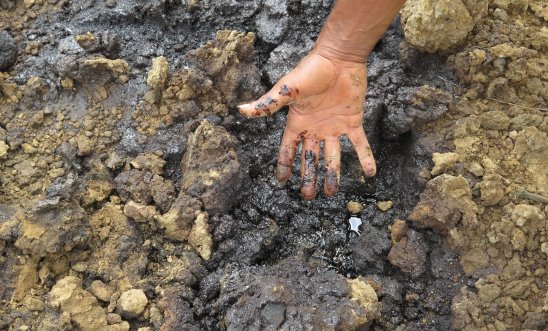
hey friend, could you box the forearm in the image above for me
[314,0,407,62]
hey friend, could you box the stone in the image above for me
[468,162,484,177]
[155,193,202,241]
[123,201,158,223]
[477,174,505,206]
[479,110,510,130]
[0,140,8,159]
[501,256,525,280]
[76,135,94,156]
[400,0,476,52]
[49,276,107,331]
[510,227,526,251]
[383,85,452,139]
[511,204,543,227]
[116,289,148,319]
[390,219,408,243]
[89,280,114,302]
[187,212,213,260]
[130,153,166,175]
[346,201,363,214]
[460,248,489,274]
[180,121,241,214]
[347,277,379,314]
[431,152,459,176]
[409,174,477,234]
[387,229,428,278]
[377,200,393,211]
[0,30,17,71]
[146,56,169,90]
[476,282,501,303]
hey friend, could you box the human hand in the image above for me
[238,52,376,200]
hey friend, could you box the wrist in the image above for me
[312,43,369,64]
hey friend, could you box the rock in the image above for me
[15,199,89,257]
[145,56,169,103]
[180,121,241,214]
[479,110,510,130]
[0,30,17,71]
[116,289,148,319]
[184,30,264,112]
[89,280,114,302]
[377,200,393,211]
[254,0,288,44]
[477,174,505,206]
[130,153,166,175]
[382,85,452,139]
[76,134,94,156]
[350,223,392,273]
[346,201,363,214]
[187,212,213,260]
[123,201,158,223]
[501,256,525,280]
[347,277,379,315]
[409,174,477,235]
[49,276,107,331]
[75,32,121,58]
[468,162,484,177]
[155,193,202,241]
[510,227,526,251]
[511,204,543,227]
[431,152,459,176]
[263,38,315,84]
[460,247,489,274]
[0,140,8,159]
[87,204,147,287]
[388,229,428,278]
[115,170,175,212]
[158,286,199,330]
[390,219,408,243]
[476,281,501,303]
[400,0,478,52]
[146,56,169,90]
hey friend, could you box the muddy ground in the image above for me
[0,0,546,330]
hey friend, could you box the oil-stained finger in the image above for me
[276,129,300,183]
[323,137,341,197]
[238,82,300,118]
[347,127,376,177]
[300,138,320,201]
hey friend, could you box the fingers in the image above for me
[347,127,376,177]
[300,138,320,201]
[238,82,300,118]
[323,138,341,197]
[276,130,300,183]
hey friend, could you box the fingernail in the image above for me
[237,103,251,109]
[276,165,291,183]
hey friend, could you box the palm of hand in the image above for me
[239,53,376,200]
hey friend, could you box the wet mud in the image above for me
[1,0,546,331]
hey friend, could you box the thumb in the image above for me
[238,82,300,118]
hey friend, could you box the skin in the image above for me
[239,53,374,200]
[239,0,407,200]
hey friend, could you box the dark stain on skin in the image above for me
[279,85,300,97]
[297,130,308,141]
[302,150,317,185]
[324,169,339,196]
[350,73,361,87]
[254,97,278,115]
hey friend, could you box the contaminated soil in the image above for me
[0,0,546,330]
